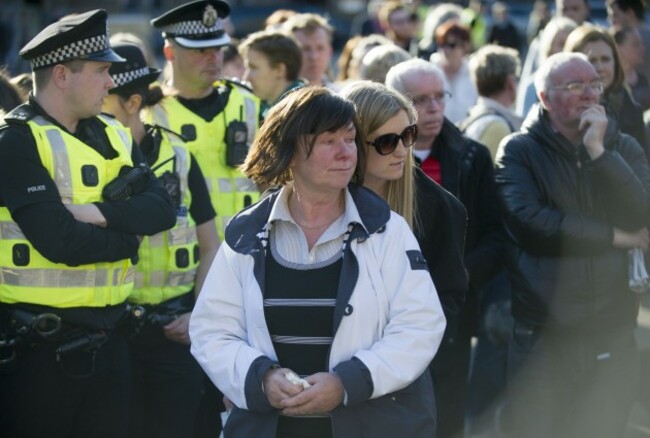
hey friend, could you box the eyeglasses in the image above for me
[366,124,418,155]
[411,91,452,107]
[551,80,605,96]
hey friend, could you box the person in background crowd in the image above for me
[282,13,335,88]
[358,44,411,84]
[495,51,650,438]
[238,30,305,120]
[607,0,650,84]
[487,2,522,52]
[613,25,650,111]
[527,0,552,45]
[377,1,420,57]
[189,85,446,438]
[222,41,245,80]
[517,16,578,117]
[338,34,393,85]
[145,2,261,435]
[461,0,488,51]
[0,10,176,437]
[461,44,522,158]
[430,21,478,124]
[386,58,503,438]
[264,9,297,31]
[9,72,33,103]
[519,0,590,113]
[565,24,648,158]
[103,42,219,438]
[418,2,463,60]
[340,79,468,431]
[0,68,23,112]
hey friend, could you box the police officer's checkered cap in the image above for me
[30,34,110,69]
[161,19,224,38]
[112,67,149,87]
[20,9,124,70]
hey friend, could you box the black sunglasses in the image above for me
[366,124,418,155]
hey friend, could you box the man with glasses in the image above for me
[386,58,504,438]
[495,52,650,437]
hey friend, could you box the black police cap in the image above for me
[151,0,231,49]
[108,43,161,94]
[20,9,125,70]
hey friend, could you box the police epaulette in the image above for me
[99,111,118,120]
[222,78,254,93]
[4,104,37,124]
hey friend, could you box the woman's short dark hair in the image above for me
[435,21,471,47]
[241,86,365,187]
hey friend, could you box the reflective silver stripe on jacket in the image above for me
[134,270,197,288]
[217,177,257,192]
[0,222,25,239]
[33,116,74,204]
[1,266,134,286]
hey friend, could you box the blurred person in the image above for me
[9,72,33,103]
[264,9,297,31]
[358,44,411,84]
[607,0,650,83]
[378,1,420,57]
[613,26,650,111]
[340,34,393,84]
[430,21,478,124]
[282,13,335,88]
[527,0,552,45]
[350,0,384,36]
[462,44,522,159]
[386,58,504,438]
[517,16,578,117]
[495,51,650,438]
[238,30,305,119]
[565,24,648,157]
[0,68,23,112]
[189,86,446,438]
[461,0,488,51]
[221,41,245,81]
[336,35,364,83]
[487,2,522,51]
[519,0,591,112]
[418,2,463,60]
[103,42,218,438]
[0,10,176,437]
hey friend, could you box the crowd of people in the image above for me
[0,0,649,438]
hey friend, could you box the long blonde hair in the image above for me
[340,80,418,230]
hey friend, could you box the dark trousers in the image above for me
[128,323,204,438]
[0,330,131,438]
[429,308,473,438]
[506,321,640,438]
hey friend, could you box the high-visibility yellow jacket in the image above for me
[0,114,135,308]
[130,127,197,305]
[143,80,260,240]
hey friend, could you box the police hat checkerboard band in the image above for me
[161,18,224,38]
[112,67,151,87]
[30,34,110,69]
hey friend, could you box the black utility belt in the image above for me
[125,293,194,329]
[0,308,111,365]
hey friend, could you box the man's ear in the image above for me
[163,43,174,61]
[51,64,69,89]
[538,89,550,110]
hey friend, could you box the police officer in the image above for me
[0,10,176,438]
[146,0,261,242]
[103,42,219,438]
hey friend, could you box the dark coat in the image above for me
[495,106,650,329]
